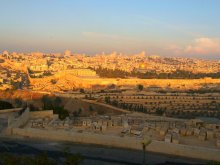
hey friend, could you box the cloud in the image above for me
[185,37,220,55]
[166,44,183,55]
[166,37,220,59]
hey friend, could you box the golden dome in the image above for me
[140,64,145,69]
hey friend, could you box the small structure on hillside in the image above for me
[165,133,172,143]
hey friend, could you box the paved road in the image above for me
[0,137,206,165]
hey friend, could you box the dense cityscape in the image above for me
[1,50,220,91]
[1,0,220,165]
[1,50,220,165]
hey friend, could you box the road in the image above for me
[82,99,130,113]
[0,137,206,165]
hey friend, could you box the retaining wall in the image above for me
[30,110,53,118]
[11,128,220,161]
[8,108,29,128]
[0,108,22,114]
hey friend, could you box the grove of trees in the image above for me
[0,100,13,110]
[0,151,84,165]
[41,95,69,120]
[95,67,220,79]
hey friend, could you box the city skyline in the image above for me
[1,0,220,59]
[1,1,220,164]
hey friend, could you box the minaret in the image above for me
[2,50,10,59]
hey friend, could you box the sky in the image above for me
[0,0,220,59]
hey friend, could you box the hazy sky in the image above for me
[1,0,220,59]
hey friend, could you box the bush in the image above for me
[207,161,220,165]
[15,98,23,108]
[41,95,68,120]
[0,100,13,110]
[50,79,57,84]
[29,104,39,111]
[0,151,84,165]
[53,106,69,120]
[79,88,85,93]
[137,84,144,91]
[97,109,105,115]
[0,152,56,165]
[89,105,94,111]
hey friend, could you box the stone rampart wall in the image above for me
[30,110,53,118]
[0,108,22,114]
[8,108,29,128]
[11,128,220,161]
[85,78,220,89]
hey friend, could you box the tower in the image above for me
[64,50,71,56]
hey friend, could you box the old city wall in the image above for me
[8,108,30,129]
[11,128,220,161]
[29,110,53,118]
[30,72,91,90]
[84,78,220,89]
[29,71,220,91]
[0,108,22,114]
[0,108,23,121]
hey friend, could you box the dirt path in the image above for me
[82,99,130,113]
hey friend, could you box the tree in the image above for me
[97,109,105,115]
[141,137,152,165]
[10,80,21,90]
[41,95,68,120]
[59,109,69,120]
[137,84,144,91]
[53,106,69,120]
[0,152,56,165]
[207,161,220,165]
[0,58,5,63]
[54,97,62,107]
[50,79,57,84]
[78,108,82,115]
[63,147,84,165]
[63,153,84,165]
[0,153,21,165]
[155,108,164,116]
[32,152,57,165]
[79,88,85,93]
[42,95,53,110]
[89,105,94,112]
[111,100,118,107]
[15,98,23,108]
[73,111,79,117]
[29,104,39,111]
[104,96,110,104]
[0,101,13,110]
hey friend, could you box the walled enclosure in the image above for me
[11,127,220,162]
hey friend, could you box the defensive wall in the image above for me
[6,108,220,161]
[7,109,53,128]
[10,127,220,162]
[30,71,220,91]
[0,108,22,119]
[8,108,30,129]
[84,78,220,89]
[29,110,53,118]
[0,108,22,114]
